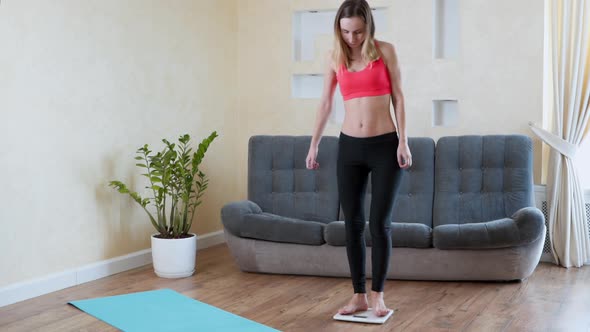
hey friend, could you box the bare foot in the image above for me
[337,293,369,315]
[370,291,391,317]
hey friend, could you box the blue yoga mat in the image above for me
[69,288,280,332]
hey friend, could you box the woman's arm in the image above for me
[310,51,338,149]
[381,42,412,168]
[381,42,406,143]
[307,51,338,170]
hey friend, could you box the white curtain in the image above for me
[530,0,590,267]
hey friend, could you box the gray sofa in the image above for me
[221,135,546,281]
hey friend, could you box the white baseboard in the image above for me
[0,230,226,308]
[196,230,225,250]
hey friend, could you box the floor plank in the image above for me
[1,244,589,332]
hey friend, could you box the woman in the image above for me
[305,0,412,317]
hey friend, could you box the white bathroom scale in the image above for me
[333,308,394,324]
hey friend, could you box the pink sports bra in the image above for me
[335,47,392,101]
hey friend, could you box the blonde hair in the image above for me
[332,0,379,69]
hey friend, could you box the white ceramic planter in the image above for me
[151,233,197,278]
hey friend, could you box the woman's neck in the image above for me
[349,48,362,60]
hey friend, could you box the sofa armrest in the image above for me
[433,207,545,250]
[511,206,546,243]
[220,200,262,236]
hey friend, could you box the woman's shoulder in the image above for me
[375,40,397,64]
[375,40,395,56]
[324,49,338,72]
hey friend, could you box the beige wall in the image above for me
[0,0,238,288]
[392,0,543,135]
[0,0,545,289]
[391,0,544,181]
[236,0,545,198]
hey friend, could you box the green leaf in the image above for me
[130,192,143,203]
[110,131,217,236]
[108,180,121,187]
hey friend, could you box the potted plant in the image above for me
[109,132,218,278]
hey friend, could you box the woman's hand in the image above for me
[306,146,320,170]
[397,142,412,169]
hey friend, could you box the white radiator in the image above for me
[534,185,590,263]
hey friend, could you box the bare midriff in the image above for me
[340,94,397,137]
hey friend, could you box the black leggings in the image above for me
[337,131,402,293]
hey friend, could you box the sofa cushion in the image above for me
[433,135,535,227]
[434,218,518,249]
[324,221,432,248]
[433,207,545,249]
[240,212,326,245]
[248,136,339,224]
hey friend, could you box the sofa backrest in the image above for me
[392,137,436,227]
[337,137,436,228]
[248,135,340,223]
[433,135,534,227]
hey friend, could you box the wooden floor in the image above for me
[1,244,590,332]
